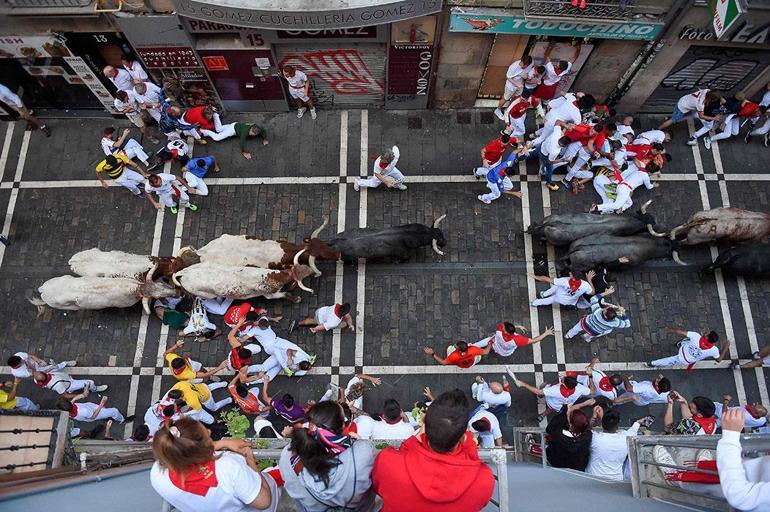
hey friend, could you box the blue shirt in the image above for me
[486,154,518,192]
[186,156,214,178]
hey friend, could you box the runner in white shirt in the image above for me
[282,64,316,120]
[633,129,670,145]
[612,116,635,144]
[0,82,50,135]
[586,410,642,481]
[616,375,671,406]
[249,337,314,380]
[714,397,768,429]
[145,172,198,214]
[369,399,415,440]
[295,302,355,333]
[530,123,570,190]
[113,90,158,144]
[469,409,503,447]
[151,420,280,512]
[658,89,723,138]
[515,375,591,420]
[103,65,133,92]
[494,55,533,119]
[133,81,163,123]
[471,377,511,409]
[354,145,407,191]
[531,270,595,308]
[532,42,580,101]
[57,389,128,424]
[575,359,622,401]
[121,53,149,84]
[745,81,770,144]
[531,92,582,147]
[100,126,151,166]
[648,327,729,369]
[7,351,75,380]
[32,369,107,395]
[477,322,554,358]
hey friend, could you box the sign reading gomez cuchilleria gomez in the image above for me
[173,0,443,30]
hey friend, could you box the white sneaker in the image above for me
[353,180,360,192]
[703,136,712,150]
[471,382,480,400]
[478,195,491,204]
[494,108,505,121]
[686,136,697,146]
[64,360,77,367]
[297,107,307,119]
[310,108,317,120]
[504,365,519,386]
[94,384,108,392]
[395,183,407,190]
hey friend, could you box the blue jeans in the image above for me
[526,147,555,184]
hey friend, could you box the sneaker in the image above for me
[395,183,407,190]
[645,361,654,368]
[589,203,598,213]
[170,206,178,215]
[686,136,697,146]
[310,108,317,120]
[730,361,740,370]
[473,168,480,179]
[745,132,753,144]
[538,165,545,176]
[188,203,198,212]
[0,235,8,247]
[560,178,572,190]
[653,445,680,479]
[197,139,207,145]
[478,195,491,204]
[209,375,222,382]
[494,108,505,120]
[297,107,307,119]
[504,366,519,386]
[703,136,712,150]
[753,351,761,360]
[41,125,51,137]
[536,413,546,423]
[353,180,360,192]
[123,414,136,423]
[471,382,480,400]
[64,360,77,367]
[546,183,559,191]
[94,384,108,392]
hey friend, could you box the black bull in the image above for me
[559,235,681,273]
[527,201,657,246]
[329,215,447,261]
[703,243,770,277]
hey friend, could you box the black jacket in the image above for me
[545,409,592,471]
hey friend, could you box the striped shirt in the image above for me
[581,295,630,336]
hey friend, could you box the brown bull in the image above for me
[649,207,770,245]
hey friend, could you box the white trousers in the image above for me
[119,139,150,165]
[201,297,233,315]
[183,171,209,196]
[248,355,282,381]
[51,377,95,395]
[566,146,593,180]
[750,118,770,136]
[593,174,614,205]
[598,183,633,213]
[650,353,687,367]
[201,115,237,141]
[566,321,602,342]
[531,286,589,308]
[158,188,191,208]
[200,381,232,411]
[15,397,39,411]
[480,176,513,203]
[693,119,715,139]
[92,406,125,423]
[710,115,740,142]
[115,169,145,196]
[505,115,526,138]
[475,157,501,176]
[358,168,405,188]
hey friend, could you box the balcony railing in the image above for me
[524,0,639,23]
[0,0,97,15]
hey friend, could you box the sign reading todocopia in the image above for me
[172,0,443,30]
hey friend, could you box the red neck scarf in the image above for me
[699,336,715,350]
[35,373,52,387]
[69,403,78,419]
[568,278,582,293]
[693,415,717,435]
[334,304,343,318]
[598,376,614,392]
[560,385,575,398]
[745,405,762,419]
[169,461,218,497]
[496,323,516,342]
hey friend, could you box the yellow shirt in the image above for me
[0,389,17,409]
[95,153,129,179]
[171,381,210,410]
[165,353,197,381]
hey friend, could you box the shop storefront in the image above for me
[442,7,663,106]
[172,0,443,111]
[0,35,116,117]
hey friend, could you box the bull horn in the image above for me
[146,262,159,282]
[308,255,321,277]
[432,239,445,256]
[672,250,689,266]
[641,200,652,215]
[310,217,329,239]
[172,273,182,287]
[293,248,306,266]
[432,214,447,228]
[296,279,314,294]
[669,226,682,241]
[647,224,667,237]
[142,297,151,315]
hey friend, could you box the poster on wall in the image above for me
[0,35,70,59]
[386,15,437,109]
[63,56,118,113]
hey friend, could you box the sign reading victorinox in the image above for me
[173,0,443,30]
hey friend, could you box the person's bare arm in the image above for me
[146,192,160,209]
[260,376,271,404]
[96,172,109,190]
[124,158,148,176]
[517,380,545,397]
[114,128,130,148]
[423,347,447,365]
[584,270,596,296]
[227,320,246,349]
[197,363,225,379]
[527,326,555,345]
[717,341,731,363]
[543,42,554,63]
[343,314,355,331]
[357,374,382,386]
[570,42,581,63]
[163,340,184,358]
[89,396,108,420]
[663,396,675,432]
[286,349,296,366]
[212,157,220,173]
[622,375,634,393]
[529,274,554,285]
[175,175,192,191]
[6,379,20,401]
[480,344,492,355]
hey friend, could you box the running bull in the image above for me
[171,250,315,303]
[195,220,335,277]
[648,207,770,245]
[559,235,684,273]
[28,263,177,314]
[528,201,657,246]
[702,243,770,277]
[69,247,199,280]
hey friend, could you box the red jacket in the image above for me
[372,432,495,512]
[184,106,215,130]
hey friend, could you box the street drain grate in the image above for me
[457,112,472,124]
[408,117,422,129]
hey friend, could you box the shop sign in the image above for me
[276,27,377,38]
[386,16,436,109]
[135,47,199,69]
[680,21,770,45]
[0,35,70,58]
[63,56,118,114]
[710,0,745,39]
[202,55,228,71]
[173,0,442,30]
[449,10,662,40]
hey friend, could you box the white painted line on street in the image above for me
[0,123,14,183]
[330,111,349,384]
[0,130,30,268]
[518,160,543,378]
[339,110,348,178]
[540,183,566,367]
[360,109,368,178]
[689,120,747,406]
[355,110,368,367]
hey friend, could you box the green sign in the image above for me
[449,10,662,41]
[710,0,745,39]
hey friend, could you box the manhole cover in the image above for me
[479,111,495,124]
[408,117,422,129]
[457,112,472,124]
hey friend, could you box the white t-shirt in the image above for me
[543,61,571,86]
[344,376,364,410]
[631,380,669,406]
[678,331,720,364]
[760,90,770,108]
[109,68,134,92]
[586,423,640,481]
[285,70,307,90]
[354,415,375,438]
[714,403,768,429]
[151,452,279,512]
[677,89,708,113]
[134,82,162,106]
[124,61,149,83]
[576,370,617,400]
[316,305,343,331]
[468,410,502,448]
[10,352,33,379]
[614,125,635,142]
[543,382,590,411]
[505,60,533,91]
[550,277,592,306]
[546,96,581,126]
[114,92,138,113]
[71,401,100,421]
[372,145,400,176]
[369,419,415,440]
[633,130,666,145]
[544,125,565,162]
[145,173,177,195]
[620,168,653,191]
[0,83,23,108]
[101,136,119,156]
[476,382,511,408]
[167,138,190,157]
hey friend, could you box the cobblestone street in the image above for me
[0,108,768,439]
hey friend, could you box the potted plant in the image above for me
[222,409,250,439]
